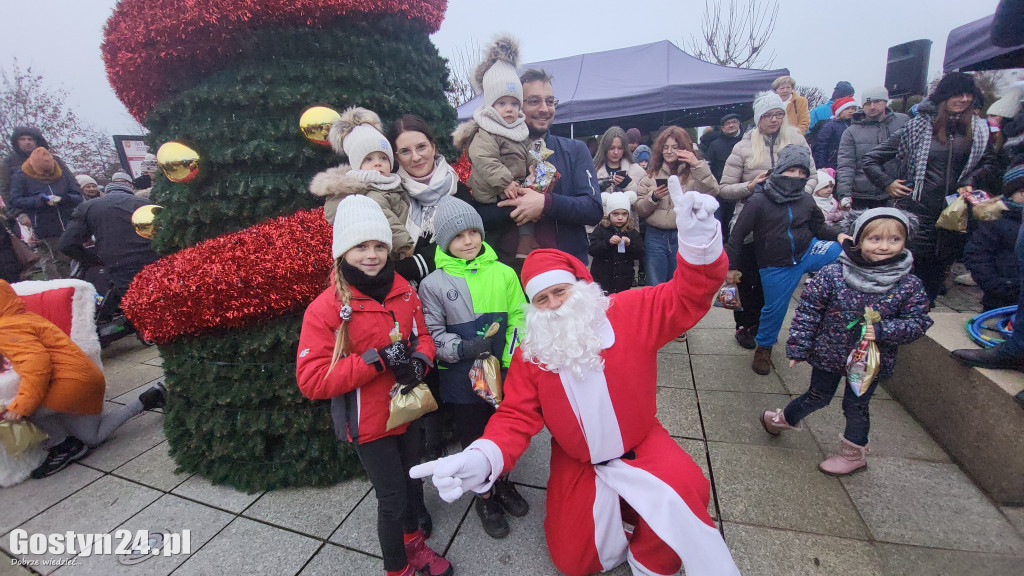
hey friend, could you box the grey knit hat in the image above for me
[852,207,910,244]
[771,145,812,177]
[433,196,484,253]
[861,86,890,105]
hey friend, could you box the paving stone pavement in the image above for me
[2,302,1023,576]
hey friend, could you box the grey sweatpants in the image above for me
[29,400,144,449]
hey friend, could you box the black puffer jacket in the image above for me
[836,109,909,202]
[861,101,999,256]
[58,188,159,292]
[588,223,644,294]
[706,131,743,182]
[963,206,1021,310]
[725,183,840,269]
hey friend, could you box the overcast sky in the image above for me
[0,0,1008,136]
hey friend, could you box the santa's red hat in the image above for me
[521,249,593,301]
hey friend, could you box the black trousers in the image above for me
[453,402,496,450]
[733,241,765,331]
[355,426,427,571]
[912,254,951,304]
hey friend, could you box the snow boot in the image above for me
[752,346,772,375]
[760,409,802,436]
[403,530,453,576]
[492,477,529,517]
[818,436,869,476]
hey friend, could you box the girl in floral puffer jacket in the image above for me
[759,208,933,476]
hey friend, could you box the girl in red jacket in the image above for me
[296,195,451,576]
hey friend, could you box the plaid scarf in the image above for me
[897,105,989,201]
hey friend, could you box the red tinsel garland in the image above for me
[453,151,472,188]
[103,0,448,122]
[122,209,333,344]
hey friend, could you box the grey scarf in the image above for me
[897,103,989,201]
[839,250,914,294]
[400,156,457,241]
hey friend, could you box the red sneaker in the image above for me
[404,531,453,576]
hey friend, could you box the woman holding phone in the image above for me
[636,126,719,294]
[593,126,646,193]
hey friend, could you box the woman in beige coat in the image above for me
[636,126,719,288]
[718,91,816,350]
[773,76,810,134]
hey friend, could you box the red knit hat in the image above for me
[521,249,593,301]
[831,96,857,117]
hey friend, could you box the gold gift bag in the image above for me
[470,355,504,407]
[383,327,437,431]
[936,195,968,232]
[0,420,48,457]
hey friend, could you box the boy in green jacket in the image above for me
[418,196,528,540]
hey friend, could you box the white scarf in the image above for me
[345,169,403,191]
[473,106,529,142]
[399,156,458,241]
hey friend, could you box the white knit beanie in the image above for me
[343,124,394,169]
[332,195,393,259]
[861,86,890,105]
[813,170,835,193]
[474,35,523,107]
[76,174,97,187]
[602,191,637,216]
[753,91,786,126]
[988,89,1022,119]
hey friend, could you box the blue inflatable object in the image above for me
[965,306,1017,348]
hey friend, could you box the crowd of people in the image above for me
[3,30,1024,574]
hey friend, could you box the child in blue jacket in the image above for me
[760,208,933,476]
[417,196,528,539]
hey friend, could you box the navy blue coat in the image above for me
[786,262,933,380]
[9,170,82,239]
[813,118,850,170]
[963,207,1022,310]
[538,134,603,261]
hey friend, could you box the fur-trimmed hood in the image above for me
[452,120,481,152]
[309,164,373,198]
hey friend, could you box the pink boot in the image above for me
[760,409,803,435]
[818,436,869,476]
[404,530,453,576]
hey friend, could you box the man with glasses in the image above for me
[496,69,602,263]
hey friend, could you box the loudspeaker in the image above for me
[885,40,932,97]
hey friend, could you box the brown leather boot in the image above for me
[752,346,772,375]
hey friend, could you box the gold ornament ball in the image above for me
[156,142,200,183]
[300,106,341,146]
[132,205,164,239]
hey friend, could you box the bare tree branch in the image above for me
[797,85,828,109]
[685,0,779,69]
[0,58,122,181]
[444,40,482,109]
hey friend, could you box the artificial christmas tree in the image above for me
[102,0,456,491]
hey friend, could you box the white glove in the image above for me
[670,176,722,265]
[409,448,492,503]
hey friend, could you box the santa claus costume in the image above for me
[413,180,741,576]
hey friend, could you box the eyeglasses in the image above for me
[764,111,786,120]
[524,97,558,108]
[396,142,432,159]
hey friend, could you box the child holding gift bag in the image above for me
[589,191,644,294]
[295,195,451,576]
[417,196,529,539]
[759,208,933,476]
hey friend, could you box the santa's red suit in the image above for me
[413,187,741,576]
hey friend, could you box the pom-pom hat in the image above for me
[813,170,835,193]
[329,107,394,169]
[332,195,393,259]
[474,34,522,107]
[521,249,593,302]
[929,72,977,105]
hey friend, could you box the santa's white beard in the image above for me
[521,281,610,380]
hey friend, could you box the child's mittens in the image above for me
[669,176,722,265]
[378,340,411,370]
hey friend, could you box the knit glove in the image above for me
[409,448,492,502]
[392,358,426,392]
[671,176,722,266]
[458,337,492,360]
[378,340,411,371]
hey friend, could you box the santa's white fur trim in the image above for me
[524,270,576,301]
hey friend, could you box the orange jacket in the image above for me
[787,95,811,134]
[0,281,105,417]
